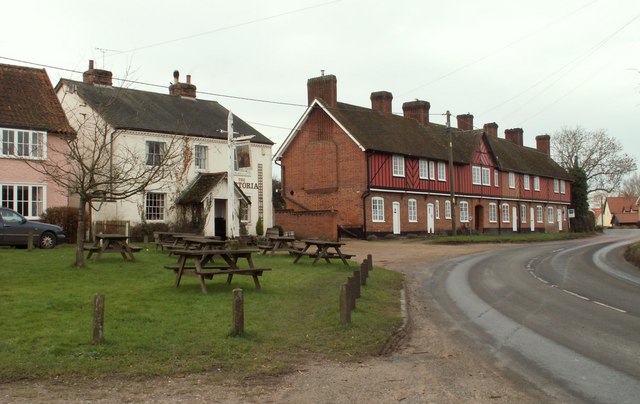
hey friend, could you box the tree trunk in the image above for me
[75,198,86,268]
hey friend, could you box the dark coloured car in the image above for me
[0,207,66,249]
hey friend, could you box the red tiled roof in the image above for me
[606,196,639,214]
[0,63,74,135]
[612,212,639,225]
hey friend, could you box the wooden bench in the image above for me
[167,264,271,292]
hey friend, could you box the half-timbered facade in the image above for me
[274,74,572,239]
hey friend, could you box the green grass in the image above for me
[423,232,597,244]
[0,245,402,381]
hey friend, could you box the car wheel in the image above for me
[39,232,57,249]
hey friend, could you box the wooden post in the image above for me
[27,230,34,251]
[367,254,373,271]
[360,261,368,286]
[232,288,244,336]
[347,277,356,310]
[92,293,105,345]
[353,270,361,298]
[340,283,351,324]
[143,235,149,246]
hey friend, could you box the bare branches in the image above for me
[552,126,637,194]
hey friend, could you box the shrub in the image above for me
[256,216,264,236]
[40,206,85,243]
[130,222,170,242]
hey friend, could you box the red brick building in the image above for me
[274,74,572,240]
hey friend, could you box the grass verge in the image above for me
[0,245,402,381]
[423,232,597,244]
[624,242,640,269]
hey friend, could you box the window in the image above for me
[146,141,166,166]
[429,161,435,180]
[459,201,469,222]
[445,200,451,219]
[145,192,165,221]
[508,172,515,189]
[1,184,45,218]
[501,203,510,223]
[489,203,497,223]
[472,166,481,185]
[372,197,385,222]
[554,179,559,193]
[419,160,428,179]
[494,169,499,187]
[482,167,490,186]
[520,204,527,224]
[536,206,543,223]
[547,207,554,223]
[1,128,46,159]
[240,198,250,223]
[534,176,540,191]
[392,155,405,177]
[560,180,566,194]
[408,199,417,222]
[194,145,208,170]
[435,200,440,219]
[438,162,446,182]
[524,175,530,190]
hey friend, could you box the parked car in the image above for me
[0,207,66,249]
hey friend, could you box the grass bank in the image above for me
[0,245,402,381]
[424,232,597,244]
[624,242,640,269]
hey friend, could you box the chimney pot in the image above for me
[186,75,191,84]
[307,74,337,107]
[402,100,430,126]
[456,113,474,130]
[371,91,393,115]
[536,134,551,156]
[169,70,196,98]
[83,59,112,86]
[89,60,94,70]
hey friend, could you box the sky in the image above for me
[2,0,639,179]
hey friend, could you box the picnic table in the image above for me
[181,236,226,250]
[85,233,141,261]
[291,239,354,266]
[258,235,297,255]
[165,248,270,293]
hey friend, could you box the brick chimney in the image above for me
[169,70,197,98]
[536,134,551,156]
[307,73,337,107]
[456,113,474,130]
[504,128,524,146]
[483,122,498,137]
[371,91,393,115]
[402,100,430,126]
[83,60,113,86]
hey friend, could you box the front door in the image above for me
[530,207,535,232]
[474,205,483,234]
[392,202,401,235]
[512,206,518,232]
[426,204,435,234]
[558,209,563,231]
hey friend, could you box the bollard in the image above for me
[143,235,149,246]
[353,270,361,298]
[367,254,373,272]
[27,230,34,251]
[340,283,351,324]
[360,261,368,286]
[232,288,244,336]
[92,293,105,345]
[347,277,356,310]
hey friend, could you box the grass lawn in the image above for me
[0,244,403,381]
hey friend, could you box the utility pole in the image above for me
[227,112,236,240]
[447,111,457,235]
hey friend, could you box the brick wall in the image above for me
[274,209,338,240]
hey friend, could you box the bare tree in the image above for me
[552,126,637,194]
[28,102,182,268]
[620,172,640,196]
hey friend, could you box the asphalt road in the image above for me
[431,230,640,403]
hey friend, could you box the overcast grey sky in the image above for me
[3,0,639,178]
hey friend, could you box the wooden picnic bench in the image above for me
[291,239,354,266]
[85,234,141,261]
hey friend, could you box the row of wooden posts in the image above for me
[340,254,373,324]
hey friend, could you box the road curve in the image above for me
[431,230,640,403]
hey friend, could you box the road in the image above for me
[432,229,640,403]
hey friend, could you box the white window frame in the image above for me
[481,167,490,186]
[508,172,515,189]
[408,199,417,222]
[547,206,554,223]
[392,155,405,177]
[494,169,499,187]
[560,180,566,194]
[146,141,166,167]
[459,201,469,222]
[472,166,481,185]
[488,203,497,223]
[429,161,435,180]
[145,192,166,222]
[501,203,510,223]
[194,144,208,171]
[520,204,527,224]
[438,162,446,182]
[445,200,451,219]
[435,200,440,219]
[1,128,47,160]
[372,197,385,222]
[419,159,428,179]
[1,183,46,219]
[524,174,530,190]
[534,176,540,191]
[240,197,251,223]
[536,205,543,223]
[554,179,559,193]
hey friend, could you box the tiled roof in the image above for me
[176,172,249,204]
[320,100,570,179]
[612,212,639,225]
[606,196,639,214]
[0,64,74,135]
[59,79,273,145]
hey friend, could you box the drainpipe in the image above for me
[362,151,372,239]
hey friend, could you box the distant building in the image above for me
[603,196,639,227]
